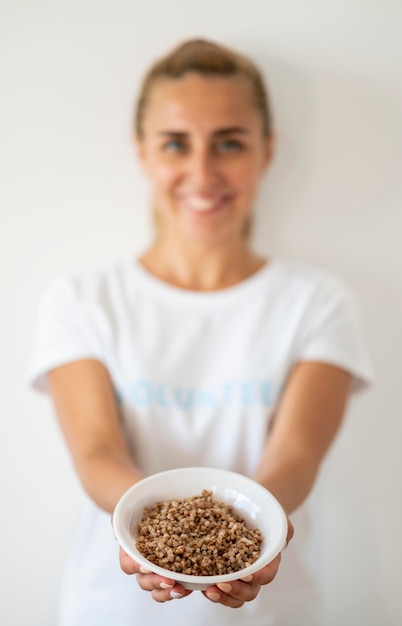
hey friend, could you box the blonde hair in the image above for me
[134,38,272,139]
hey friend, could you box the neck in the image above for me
[139,235,266,291]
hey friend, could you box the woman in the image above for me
[29,39,373,626]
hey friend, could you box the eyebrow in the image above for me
[157,127,250,138]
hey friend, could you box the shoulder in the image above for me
[43,261,134,303]
[265,258,360,325]
[272,258,353,300]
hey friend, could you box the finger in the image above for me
[216,579,261,603]
[119,548,141,575]
[151,584,192,603]
[135,572,176,592]
[119,549,177,592]
[247,554,282,586]
[203,586,245,609]
[285,518,294,547]
[118,549,175,581]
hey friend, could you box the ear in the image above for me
[261,133,275,172]
[134,136,149,173]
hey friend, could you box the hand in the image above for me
[202,516,294,609]
[119,517,293,608]
[119,548,193,602]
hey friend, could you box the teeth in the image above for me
[186,197,219,211]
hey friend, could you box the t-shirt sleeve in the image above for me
[296,275,374,392]
[27,275,105,393]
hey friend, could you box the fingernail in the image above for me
[160,582,174,589]
[281,540,288,554]
[206,592,220,601]
[217,583,232,593]
[170,591,184,599]
[140,566,152,574]
[241,575,253,582]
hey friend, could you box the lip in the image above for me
[177,193,233,214]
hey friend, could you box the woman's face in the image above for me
[137,73,273,245]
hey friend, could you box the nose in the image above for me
[187,146,220,188]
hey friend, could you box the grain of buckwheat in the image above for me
[136,490,263,576]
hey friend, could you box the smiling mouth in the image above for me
[179,194,232,213]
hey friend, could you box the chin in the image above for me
[158,208,249,245]
[179,224,243,246]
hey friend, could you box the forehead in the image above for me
[143,74,261,133]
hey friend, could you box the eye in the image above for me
[163,139,187,153]
[216,139,244,153]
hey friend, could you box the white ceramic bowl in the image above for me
[113,467,287,590]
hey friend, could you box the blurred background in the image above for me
[1,1,401,625]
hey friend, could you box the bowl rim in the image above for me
[113,467,288,586]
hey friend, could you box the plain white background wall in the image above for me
[1,1,401,624]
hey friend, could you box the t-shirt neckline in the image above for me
[129,257,278,309]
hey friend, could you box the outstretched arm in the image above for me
[48,359,144,513]
[253,360,351,514]
[49,359,193,600]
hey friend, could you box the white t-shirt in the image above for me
[28,258,374,626]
